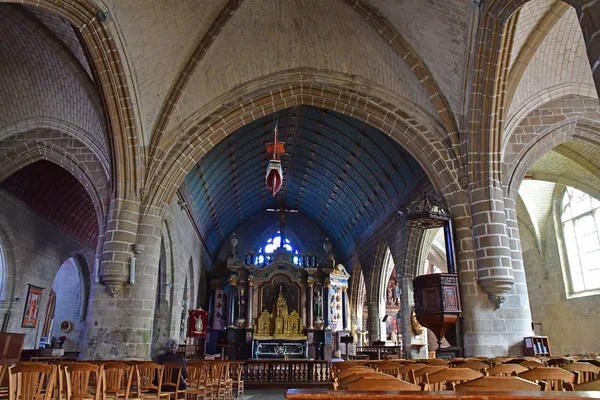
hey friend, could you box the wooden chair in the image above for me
[565,378,600,391]
[455,376,542,391]
[228,362,244,398]
[185,362,208,400]
[103,361,134,399]
[375,361,402,377]
[341,376,421,391]
[456,361,490,373]
[0,364,9,400]
[336,370,379,390]
[422,367,483,391]
[160,363,185,400]
[135,362,169,399]
[562,362,600,383]
[395,364,427,382]
[518,367,576,391]
[7,362,56,400]
[547,358,572,368]
[60,362,104,400]
[519,360,546,369]
[487,363,528,377]
[411,366,447,385]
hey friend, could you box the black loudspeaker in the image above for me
[382,315,388,322]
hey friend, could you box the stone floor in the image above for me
[241,389,290,399]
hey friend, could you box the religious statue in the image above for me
[411,307,423,336]
[314,290,323,322]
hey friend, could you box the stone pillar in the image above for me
[246,278,254,329]
[342,287,350,331]
[307,281,314,329]
[82,200,164,360]
[366,302,381,344]
[469,183,515,304]
[452,197,532,357]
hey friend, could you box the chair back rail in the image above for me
[518,367,576,391]
[8,362,56,400]
[487,364,529,377]
[562,363,600,383]
[102,362,133,400]
[135,362,165,399]
[455,376,543,391]
[423,367,483,391]
[341,376,421,391]
[60,362,103,400]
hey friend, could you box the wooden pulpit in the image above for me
[413,273,461,348]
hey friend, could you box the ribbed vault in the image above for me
[184,106,426,258]
[0,160,98,246]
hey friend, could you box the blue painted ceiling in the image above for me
[184,106,425,259]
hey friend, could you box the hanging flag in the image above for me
[266,122,285,196]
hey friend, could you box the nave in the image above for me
[0,1,599,398]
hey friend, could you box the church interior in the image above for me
[0,0,599,398]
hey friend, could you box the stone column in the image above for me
[366,302,381,344]
[307,281,314,329]
[82,200,164,360]
[342,287,350,331]
[469,183,515,305]
[451,197,532,357]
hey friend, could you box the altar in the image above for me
[206,246,352,360]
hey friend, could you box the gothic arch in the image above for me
[0,139,108,230]
[505,118,600,200]
[145,69,462,212]
[2,0,142,198]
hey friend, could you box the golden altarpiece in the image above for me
[254,287,306,340]
[207,248,351,359]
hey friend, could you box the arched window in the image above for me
[560,187,600,294]
[255,233,301,266]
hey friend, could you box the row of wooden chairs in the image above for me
[0,360,244,400]
[331,359,600,392]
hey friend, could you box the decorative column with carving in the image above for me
[342,287,350,331]
[246,277,254,329]
[324,280,332,330]
[228,277,237,328]
[307,279,314,329]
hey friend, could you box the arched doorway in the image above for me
[45,256,88,353]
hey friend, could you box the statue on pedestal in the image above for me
[314,290,324,329]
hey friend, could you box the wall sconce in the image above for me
[130,256,136,285]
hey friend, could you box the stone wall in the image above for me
[520,188,600,355]
[0,190,94,349]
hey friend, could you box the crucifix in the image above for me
[266,203,298,248]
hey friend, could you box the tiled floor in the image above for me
[241,389,290,399]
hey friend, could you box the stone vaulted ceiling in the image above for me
[184,106,426,258]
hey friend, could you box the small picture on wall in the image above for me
[22,285,43,328]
